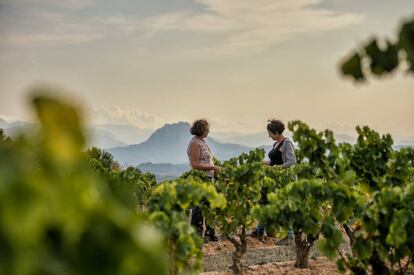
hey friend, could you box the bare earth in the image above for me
[202,257,341,275]
[202,236,341,274]
[203,236,278,255]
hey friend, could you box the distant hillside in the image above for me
[85,129,126,149]
[0,119,149,149]
[211,131,270,147]
[90,124,153,144]
[211,131,359,147]
[109,122,252,166]
[0,120,35,137]
[138,162,190,181]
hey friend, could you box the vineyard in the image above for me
[1,93,413,275]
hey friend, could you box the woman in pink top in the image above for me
[187,119,220,241]
[187,119,220,177]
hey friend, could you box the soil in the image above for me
[203,236,278,255]
[202,235,342,274]
[202,257,341,275]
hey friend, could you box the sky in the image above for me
[0,0,413,136]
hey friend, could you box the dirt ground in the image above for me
[202,257,341,275]
[202,236,341,274]
[203,236,278,255]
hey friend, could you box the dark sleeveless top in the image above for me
[268,139,285,166]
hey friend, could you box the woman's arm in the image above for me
[189,142,218,171]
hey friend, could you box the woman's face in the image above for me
[268,130,278,140]
[202,126,210,138]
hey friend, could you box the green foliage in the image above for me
[341,52,364,81]
[366,40,399,75]
[321,183,414,274]
[211,148,265,273]
[340,16,414,81]
[278,120,414,272]
[360,184,414,272]
[399,19,414,71]
[337,15,414,272]
[385,147,414,187]
[214,148,265,235]
[288,120,344,179]
[259,163,310,210]
[0,94,167,275]
[179,168,212,182]
[254,179,357,236]
[86,146,119,171]
[148,178,225,274]
[318,219,343,259]
[86,147,157,211]
[0,129,12,145]
[262,164,304,189]
[253,178,358,268]
[349,126,394,191]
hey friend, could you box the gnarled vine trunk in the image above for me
[294,231,318,268]
[369,250,389,275]
[227,226,247,275]
[168,239,178,275]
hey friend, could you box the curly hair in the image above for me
[190,119,209,137]
[267,119,285,135]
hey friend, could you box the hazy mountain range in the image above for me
[137,162,190,181]
[90,124,153,145]
[0,118,152,149]
[108,122,252,166]
[1,116,413,181]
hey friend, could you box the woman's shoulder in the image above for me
[188,136,199,143]
[189,137,205,148]
[282,137,294,147]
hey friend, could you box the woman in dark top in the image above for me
[252,119,297,242]
[263,119,296,168]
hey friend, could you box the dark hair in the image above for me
[267,119,285,135]
[190,119,209,137]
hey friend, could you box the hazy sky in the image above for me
[0,0,413,136]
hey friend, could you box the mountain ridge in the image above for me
[109,122,252,166]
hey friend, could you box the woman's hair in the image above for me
[190,119,209,136]
[267,119,285,135]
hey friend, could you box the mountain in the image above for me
[85,129,127,149]
[0,119,148,149]
[0,120,35,137]
[137,162,190,181]
[90,124,153,144]
[211,131,360,147]
[109,122,252,166]
[211,131,270,147]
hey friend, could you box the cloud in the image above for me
[25,0,96,10]
[0,1,101,48]
[90,106,165,129]
[5,33,103,47]
[1,0,364,52]
[113,0,365,56]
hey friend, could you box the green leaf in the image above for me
[341,52,364,81]
[317,239,336,259]
[353,239,373,260]
[399,19,414,71]
[365,39,399,75]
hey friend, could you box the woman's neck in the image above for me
[275,135,285,143]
